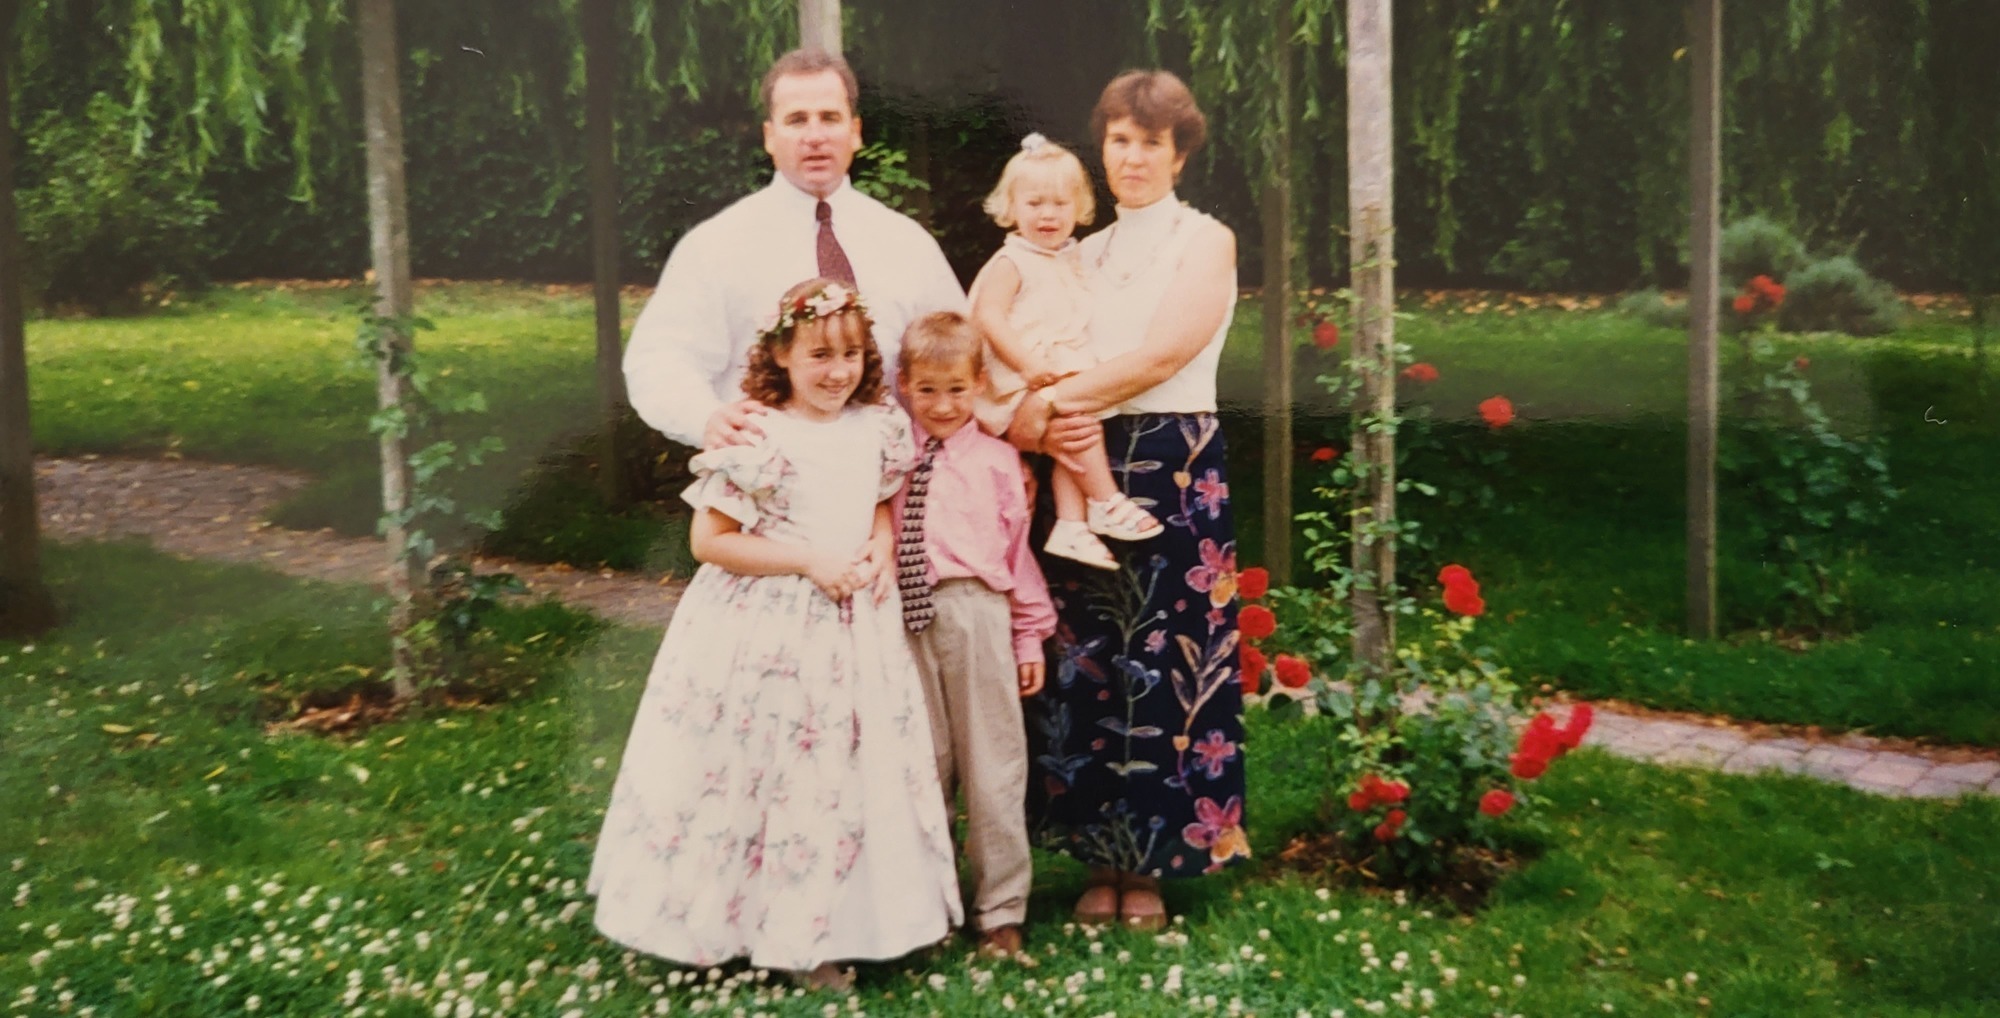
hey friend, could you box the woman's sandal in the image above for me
[1087,494,1165,543]
[1072,875,1121,926]
[1117,873,1168,932]
[1045,520,1119,571]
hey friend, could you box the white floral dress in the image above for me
[588,403,963,970]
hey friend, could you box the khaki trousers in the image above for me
[908,579,1033,931]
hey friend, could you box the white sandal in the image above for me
[1045,520,1119,571]
[1087,494,1164,542]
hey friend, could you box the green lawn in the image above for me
[24,283,2000,744]
[4,543,1998,1017]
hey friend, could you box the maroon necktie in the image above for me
[815,201,857,287]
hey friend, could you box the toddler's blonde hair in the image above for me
[982,135,1096,229]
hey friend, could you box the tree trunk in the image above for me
[1260,1,1294,587]
[582,0,627,505]
[1346,0,1395,676]
[1685,0,1722,640]
[799,0,841,53]
[0,0,58,638]
[358,0,420,697]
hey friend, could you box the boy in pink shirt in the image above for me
[891,311,1056,959]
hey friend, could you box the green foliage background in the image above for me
[9,0,1998,294]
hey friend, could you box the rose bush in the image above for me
[1244,564,1592,888]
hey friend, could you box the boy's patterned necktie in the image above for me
[898,437,943,633]
[815,201,857,287]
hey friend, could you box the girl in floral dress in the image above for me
[589,278,962,988]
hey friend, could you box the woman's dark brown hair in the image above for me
[1089,69,1207,159]
[741,277,885,408]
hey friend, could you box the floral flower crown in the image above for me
[755,282,868,345]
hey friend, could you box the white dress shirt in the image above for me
[623,174,967,446]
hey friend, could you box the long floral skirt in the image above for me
[587,567,962,970]
[1025,412,1250,879]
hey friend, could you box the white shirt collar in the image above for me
[1003,233,1076,258]
[769,173,858,215]
[1114,190,1181,230]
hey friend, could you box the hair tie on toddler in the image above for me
[1020,132,1048,153]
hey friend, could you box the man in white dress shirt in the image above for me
[622,49,967,450]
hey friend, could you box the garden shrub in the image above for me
[1720,345,1896,632]
[1777,255,1905,336]
[18,94,216,312]
[1239,298,1583,894]
[1719,214,1807,284]
[1615,288,1689,330]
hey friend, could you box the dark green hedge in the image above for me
[14,0,1994,294]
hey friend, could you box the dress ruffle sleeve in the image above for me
[681,436,785,528]
[869,404,920,501]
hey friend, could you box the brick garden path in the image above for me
[35,454,2000,800]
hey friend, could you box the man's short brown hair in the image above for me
[1090,70,1207,159]
[760,49,860,117]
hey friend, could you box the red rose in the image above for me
[1381,781,1409,804]
[1238,604,1277,641]
[1768,283,1786,305]
[1239,644,1268,686]
[1479,396,1515,429]
[1442,584,1485,617]
[1274,654,1312,689]
[1372,821,1400,843]
[1557,704,1594,751]
[1509,752,1549,780]
[1313,320,1340,349]
[1385,809,1407,827]
[1479,789,1516,816]
[1240,659,1262,696]
[1310,446,1336,463]
[1793,356,1810,371]
[1732,293,1757,315]
[1237,567,1270,600]
[1437,564,1474,589]
[1520,713,1562,757]
[1750,275,1784,305]
[1400,362,1440,383]
[1347,791,1371,811]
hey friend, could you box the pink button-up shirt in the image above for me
[892,418,1057,665]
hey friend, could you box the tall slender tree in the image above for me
[0,0,58,638]
[356,0,420,696]
[799,0,840,53]
[1345,0,1395,675]
[1258,0,1295,588]
[1685,0,1722,640]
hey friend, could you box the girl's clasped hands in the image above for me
[804,546,894,605]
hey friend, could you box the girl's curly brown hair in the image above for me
[741,277,886,408]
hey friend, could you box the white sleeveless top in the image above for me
[1076,192,1235,415]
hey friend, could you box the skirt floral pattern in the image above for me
[1026,412,1250,879]
[587,405,962,970]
